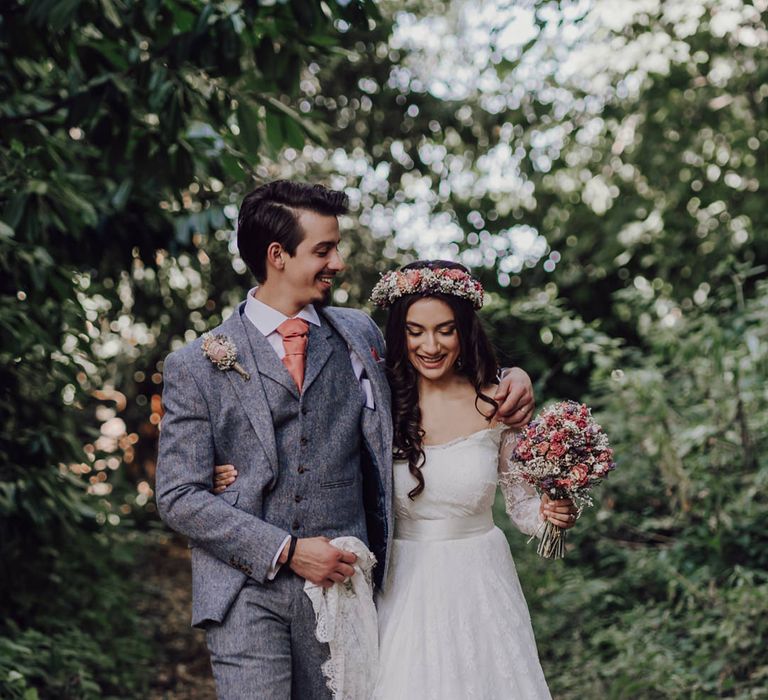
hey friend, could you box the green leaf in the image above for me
[254,36,275,77]
[26,0,83,31]
[283,115,305,150]
[194,3,216,35]
[167,5,195,32]
[218,150,245,179]
[111,179,132,210]
[265,109,284,153]
[3,195,27,229]
[236,101,261,156]
[255,95,326,143]
[0,220,15,239]
[100,0,122,27]
[54,186,98,225]
[305,33,339,47]
[26,180,47,195]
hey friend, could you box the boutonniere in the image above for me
[202,333,250,380]
[370,347,381,362]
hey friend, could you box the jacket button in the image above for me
[294,494,303,503]
[292,520,300,530]
[297,466,306,474]
[300,437,308,446]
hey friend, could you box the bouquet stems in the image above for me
[537,521,567,559]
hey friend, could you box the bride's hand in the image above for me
[540,494,578,529]
[212,464,238,494]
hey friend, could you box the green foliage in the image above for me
[2,0,767,696]
[0,533,151,699]
[1,0,376,264]
[0,0,380,696]
[0,228,101,612]
[496,278,768,698]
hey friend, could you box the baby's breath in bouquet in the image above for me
[506,401,615,558]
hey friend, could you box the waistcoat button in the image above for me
[292,520,300,530]
[300,437,308,446]
[297,466,306,474]
[294,494,303,503]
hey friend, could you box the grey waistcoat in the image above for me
[243,318,368,543]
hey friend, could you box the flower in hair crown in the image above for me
[369,267,484,309]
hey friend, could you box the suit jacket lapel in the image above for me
[219,307,279,474]
[302,321,334,395]
[319,308,392,459]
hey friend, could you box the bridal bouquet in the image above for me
[506,401,615,559]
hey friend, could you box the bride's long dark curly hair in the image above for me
[385,260,499,499]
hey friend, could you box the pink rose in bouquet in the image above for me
[507,400,615,558]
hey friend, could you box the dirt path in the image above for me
[139,534,217,700]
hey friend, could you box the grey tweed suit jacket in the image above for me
[156,303,393,627]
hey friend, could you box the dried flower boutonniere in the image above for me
[202,333,250,381]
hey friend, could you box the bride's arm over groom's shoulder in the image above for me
[155,349,289,583]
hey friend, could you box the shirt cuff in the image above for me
[267,535,292,580]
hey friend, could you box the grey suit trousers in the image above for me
[205,571,331,700]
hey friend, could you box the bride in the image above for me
[214,260,577,698]
[369,260,575,699]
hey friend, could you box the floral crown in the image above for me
[370,266,484,309]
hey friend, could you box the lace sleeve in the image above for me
[498,429,544,538]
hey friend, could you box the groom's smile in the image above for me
[316,271,336,291]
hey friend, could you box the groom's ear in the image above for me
[265,242,286,272]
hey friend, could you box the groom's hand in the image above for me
[284,537,357,588]
[494,367,535,428]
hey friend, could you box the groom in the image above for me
[156,180,535,699]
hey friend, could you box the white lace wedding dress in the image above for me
[373,426,552,699]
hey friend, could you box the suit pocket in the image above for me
[320,478,354,490]
[218,489,239,505]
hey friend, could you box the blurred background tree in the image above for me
[1,0,766,697]
[0,0,381,696]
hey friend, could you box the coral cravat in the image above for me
[276,318,309,392]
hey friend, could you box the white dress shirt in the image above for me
[242,290,375,578]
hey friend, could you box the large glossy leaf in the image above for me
[236,100,261,156]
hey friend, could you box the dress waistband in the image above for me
[394,511,494,542]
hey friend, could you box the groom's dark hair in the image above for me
[237,180,349,282]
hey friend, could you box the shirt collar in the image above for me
[243,288,321,336]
